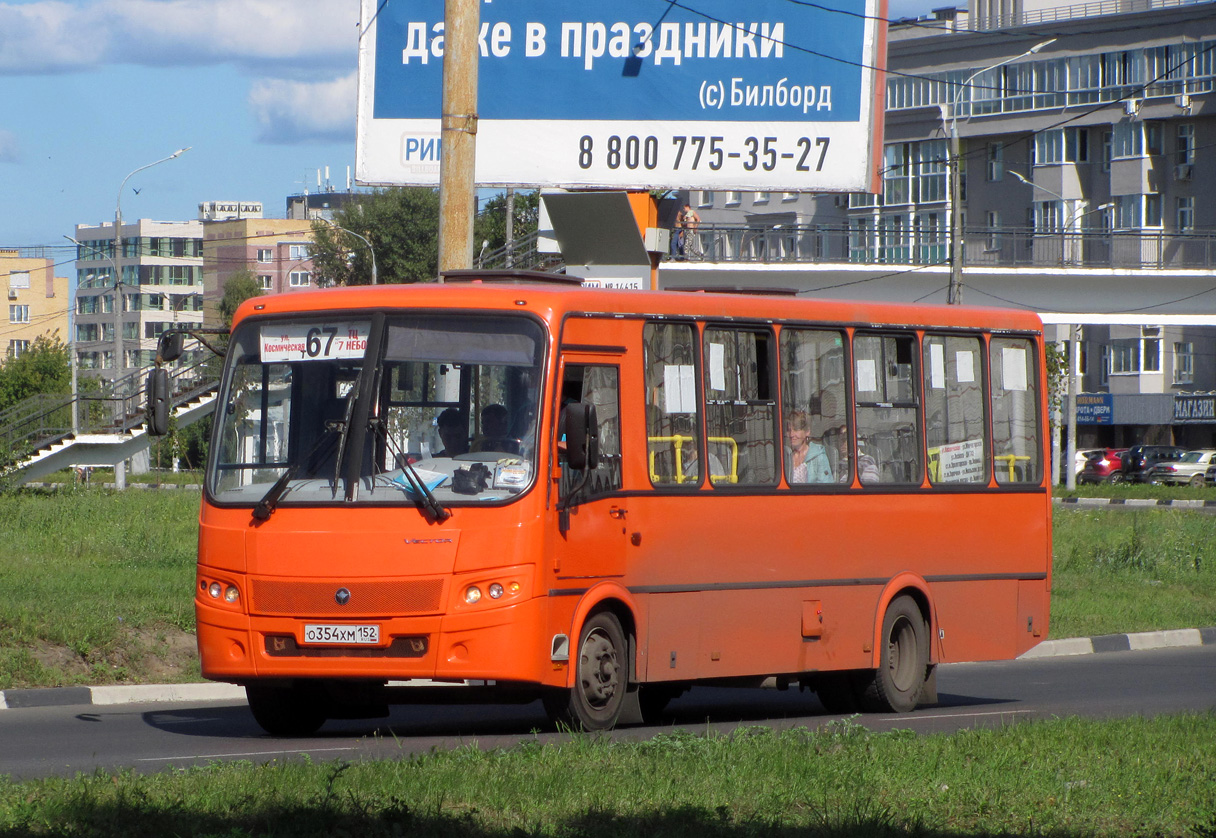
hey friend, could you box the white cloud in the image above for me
[0,0,356,74]
[0,129,19,162]
[249,72,356,144]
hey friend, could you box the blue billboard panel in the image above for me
[357,0,887,191]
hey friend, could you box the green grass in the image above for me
[0,485,1214,688]
[0,715,1213,836]
[0,487,200,687]
[1051,506,1216,638]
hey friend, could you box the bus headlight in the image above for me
[208,582,222,599]
[224,585,240,603]
[465,586,482,604]
[489,583,504,599]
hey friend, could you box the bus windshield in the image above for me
[208,312,545,508]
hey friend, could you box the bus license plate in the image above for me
[303,624,380,645]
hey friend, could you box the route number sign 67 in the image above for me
[261,322,371,363]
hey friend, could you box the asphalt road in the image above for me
[1,645,1213,781]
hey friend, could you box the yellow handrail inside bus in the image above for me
[994,453,1031,481]
[647,435,739,484]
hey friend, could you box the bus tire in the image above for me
[857,595,929,713]
[246,684,327,736]
[545,610,628,731]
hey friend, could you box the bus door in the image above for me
[554,353,626,580]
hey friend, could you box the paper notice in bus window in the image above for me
[663,365,697,413]
[709,343,726,392]
[939,438,985,482]
[929,343,945,389]
[956,351,975,383]
[261,322,370,362]
[1002,347,1028,391]
[856,359,877,393]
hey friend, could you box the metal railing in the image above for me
[672,224,1216,271]
[969,0,1208,29]
[477,231,566,273]
[0,356,219,472]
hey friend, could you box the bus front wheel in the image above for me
[857,595,929,713]
[246,683,327,736]
[544,611,628,731]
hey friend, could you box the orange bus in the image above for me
[155,271,1051,735]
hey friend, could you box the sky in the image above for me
[0,0,943,254]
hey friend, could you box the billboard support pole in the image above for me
[437,0,480,280]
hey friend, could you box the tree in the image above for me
[0,333,71,412]
[474,189,541,257]
[219,270,264,329]
[311,188,441,285]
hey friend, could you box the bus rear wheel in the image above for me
[544,611,628,731]
[857,596,929,713]
[246,683,327,736]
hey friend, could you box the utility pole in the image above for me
[505,187,515,268]
[947,130,963,305]
[436,0,480,280]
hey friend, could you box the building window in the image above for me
[986,143,1003,181]
[916,140,947,203]
[258,274,273,290]
[782,191,798,202]
[1177,123,1195,165]
[1115,195,1141,230]
[986,211,1002,250]
[1101,131,1112,172]
[1110,339,1139,375]
[1174,342,1194,384]
[1177,197,1195,232]
[288,244,310,261]
[1142,327,1161,373]
[700,191,714,207]
[725,191,742,206]
[754,191,770,204]
[256,248,273,263]
[1145,194,1163,228]
[9,271,30,290]
[289,271,312,287]
[8,340,29,358]
[8,304,29,324]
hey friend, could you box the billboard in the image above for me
[356,0,887,192]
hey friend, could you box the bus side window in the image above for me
[780,328,849,486]
[644,322,702,486]
[559,364,621,499]
[923,335,988,485]
[854,333,922,485]
[990,337,1041,484]
[703,327,777,486]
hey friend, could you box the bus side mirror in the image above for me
[147,368,170,436]
[158,331,184,363]
[562,403,599,471]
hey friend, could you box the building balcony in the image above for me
[675,225,1216,271]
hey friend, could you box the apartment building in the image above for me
[678,0,1216,448]
[201,214,316,329]
[71,219,204,382]
[1,250,69,359]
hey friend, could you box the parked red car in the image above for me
[1077,448,1128,483]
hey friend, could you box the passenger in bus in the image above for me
[785,410,833,484]
[435,408,469,458]
[827,425,879,484]
[472,403,520,455]
[681,439,726,483]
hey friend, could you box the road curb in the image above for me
[2,628,1213,710]
[1054,496,1216,508]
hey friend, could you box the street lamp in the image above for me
[943,40,1055,305]
[317,218,378,285]
[1008,170,1111,266]
[1006,172,1112,492]
[112,148,190,385]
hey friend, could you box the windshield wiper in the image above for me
[252,422,343,521]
